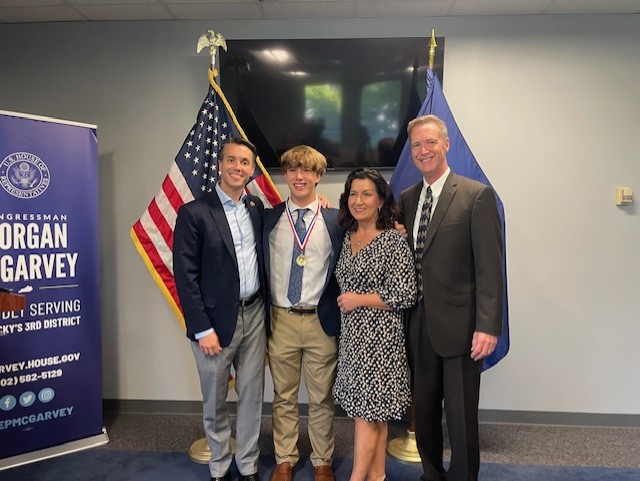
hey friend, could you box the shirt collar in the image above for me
[287,196,319,213]
[422,167,450,200]
[216,183,247,206]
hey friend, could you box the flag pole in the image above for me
[187,30,237,465]
[428,28,437,69]
[387,28,438,466]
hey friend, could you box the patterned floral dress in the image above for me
[333,228,417,422]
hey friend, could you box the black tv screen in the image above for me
[220,37,445,170]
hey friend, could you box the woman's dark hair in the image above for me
[338,168,399,232]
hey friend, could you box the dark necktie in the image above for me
[415,186,433,294]
[287,208,309,305]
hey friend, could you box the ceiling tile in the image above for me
[74,4,174,21]
[164,0,255,4]
[68,0,160,5]
[257,0,342,3]
[451,0,555,16]
[261,1,353,19]
[545,0,640,15]
[166,2,262,20]
[357,0,452,18]
[1,0,65,6]
[0,6,85,22]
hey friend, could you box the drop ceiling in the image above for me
[1,0,639,24]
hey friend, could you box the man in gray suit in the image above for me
[174,138,266,481]
[398,115,503,481]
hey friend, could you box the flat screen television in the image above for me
[220,37,445,170]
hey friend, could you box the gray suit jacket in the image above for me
[399,171,503,357]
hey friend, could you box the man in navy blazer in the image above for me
[173,138,266,481]
[264,145,343,481]
[398,115,503,481]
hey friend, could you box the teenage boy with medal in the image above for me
[264,145,344,481]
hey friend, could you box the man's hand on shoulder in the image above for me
[198,331,222,356]
[318,194,333,209]
[394,221,408,239]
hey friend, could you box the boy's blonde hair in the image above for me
[280,145,327,177]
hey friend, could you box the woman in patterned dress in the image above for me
[334,168,417,481]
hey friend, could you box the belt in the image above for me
[287,306,317,315]
[240,291,260,307]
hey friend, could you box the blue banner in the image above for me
[0,111,105,463]
[390,68,510,371]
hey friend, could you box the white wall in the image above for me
[1,14,638,415]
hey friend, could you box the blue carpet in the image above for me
[3,450,640,481]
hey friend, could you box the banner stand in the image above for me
[0,430,109,471]
[0,110,106,469]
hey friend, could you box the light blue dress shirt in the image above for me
[195,183,259,340]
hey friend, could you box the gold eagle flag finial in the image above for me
[197,30,228,80]
[428,29,437,70]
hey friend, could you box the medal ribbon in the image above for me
[286,200,320,253]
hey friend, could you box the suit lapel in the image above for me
[422,171,457,253]
[264,203,286,280]
[206,191,238,269]
[245,196,261,242]
[321,208,342,255]
[404,183,422,250]
[265,203,286,235]
[320,207,341,289]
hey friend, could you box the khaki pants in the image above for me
[268,306,338,467]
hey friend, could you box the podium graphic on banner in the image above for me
[0,290,26,313]
[0,110,108,471]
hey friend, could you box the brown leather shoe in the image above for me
[270,462,293,481]
[313,465,335,481]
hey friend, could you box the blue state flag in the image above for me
[390,68,509,370]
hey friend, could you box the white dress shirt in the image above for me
[412,167,450,246]
[269,197,332,308]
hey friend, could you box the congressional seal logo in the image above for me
[0,151,51,198]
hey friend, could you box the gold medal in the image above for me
[296,254,308,267]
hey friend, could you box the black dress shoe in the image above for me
[210,473,231,481]
[239,474,260,481]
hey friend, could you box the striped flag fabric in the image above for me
[131,72,281,329]
[390,67,510,371]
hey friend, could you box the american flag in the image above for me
[131,76,281,328]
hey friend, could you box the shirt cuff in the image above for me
[195,328,214,339]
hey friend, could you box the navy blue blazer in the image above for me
[173,190,267,346]
[263,203,344,337]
